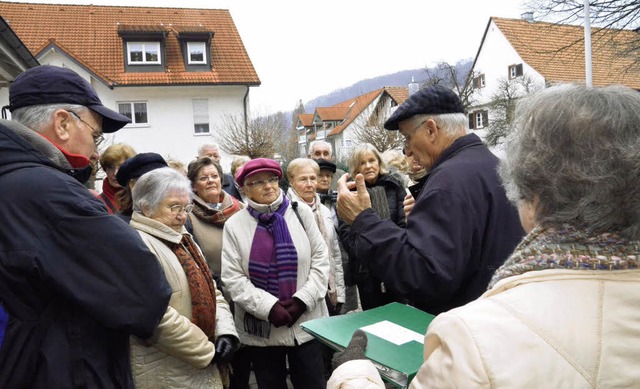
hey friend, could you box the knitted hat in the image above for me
[116,152,167,186]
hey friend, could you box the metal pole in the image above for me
[584,0,593,87]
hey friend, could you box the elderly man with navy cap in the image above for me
[336,85,524,315]
[0,65,171,388]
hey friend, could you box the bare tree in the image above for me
[486,74,540,146]
[350,114,403,153]
[281,100,306,163]
[213,111,287,159]
[526,0,640,70]
[423,60,476,111]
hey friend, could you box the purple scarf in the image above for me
[247,195,298,301]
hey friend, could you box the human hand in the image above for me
[403,193,415,220]
[213,335,240,365]
[336,173,371,224]
[268,302,293,327]
[282,298,306,327]
[332,329,368,369]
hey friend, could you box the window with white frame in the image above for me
[118,102,148,125]
[187,42,207,65]
[344,139,353,147]
[473,74,486,89]
[508,64,523,79]
[126,42,161,65]
[192,99,210,134]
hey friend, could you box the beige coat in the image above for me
[329,269,640,388]
[130,212,238,389]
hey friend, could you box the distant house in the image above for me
[296,86,409,161]
[0,2,260,165]
[468,15,640,138]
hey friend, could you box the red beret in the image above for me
[235,158,282,186]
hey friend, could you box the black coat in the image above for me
[0,120,171,388]
[347,134,525,314]
[339,171,409,309]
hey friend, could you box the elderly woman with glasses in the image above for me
[338,143,409,310]
[221,158,330,389]
[129,167,239,389]
[186,157,244,279]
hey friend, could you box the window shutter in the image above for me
[482,110,489,126]
[516,64,523,77]
[468,113,475,129]
[193,99,210,133]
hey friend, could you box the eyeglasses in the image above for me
[168,204,194,215]
[67,110,104,146]
[197,174,220,183]
[245,176,279,189]
[402,119,427,149]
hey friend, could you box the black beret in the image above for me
[314,158,336,173]
[116,152,167,186]
[384,85,465,131]
[9,65,131,133]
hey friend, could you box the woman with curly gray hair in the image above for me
[329,84,640,388]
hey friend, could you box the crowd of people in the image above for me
[1,64,638,389]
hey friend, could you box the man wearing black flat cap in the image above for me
[0,65,171,388]
[336,85,524,315]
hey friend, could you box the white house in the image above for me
[0,3,260,169]
[468,15,640,138]
[296,86,408,162]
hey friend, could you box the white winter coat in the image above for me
[221,191,330,347]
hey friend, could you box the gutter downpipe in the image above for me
[584,0,593,87]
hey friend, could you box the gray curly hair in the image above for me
[499,84,640,239]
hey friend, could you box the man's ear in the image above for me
[50,109,73,142]
[424,119,439,141]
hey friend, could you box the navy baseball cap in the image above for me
[8,65,131,133]
[384,85,465,131]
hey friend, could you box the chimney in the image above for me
[521,12,534,22]
[408,76,419,96]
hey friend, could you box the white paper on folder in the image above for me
[360,320,424,345]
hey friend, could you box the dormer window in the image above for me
[175,26,213,72]
[118,25,167,72]
[127,42,161,65]
[187,42,207,65]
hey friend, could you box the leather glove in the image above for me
[213,335,240,365]
[268,302,293,327]
[282,298,306,327]
[332,329,368,370]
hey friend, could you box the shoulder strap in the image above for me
[291,201,306,232]
[99,192,116,213]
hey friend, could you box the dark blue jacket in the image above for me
[348,133,524,314]
[0,120,172,388]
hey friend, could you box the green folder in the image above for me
[301,302,435,388]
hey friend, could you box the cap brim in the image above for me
[90,104,132,133]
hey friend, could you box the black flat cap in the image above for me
[9,65,131,133]
[314,158,336,173]
[116,152,167,186]
[384,85,464,131]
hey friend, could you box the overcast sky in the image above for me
[17,0,528,113]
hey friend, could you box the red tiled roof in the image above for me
[0,2,260,87]
[316,106,351,122]
[328,86,408,136]
[297,113,314,127]
[491,17,639,89]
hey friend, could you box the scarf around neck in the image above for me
[489,225,640,288]
[166,234,217,338]
[246,192,298,301]
[191,192,242,227]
